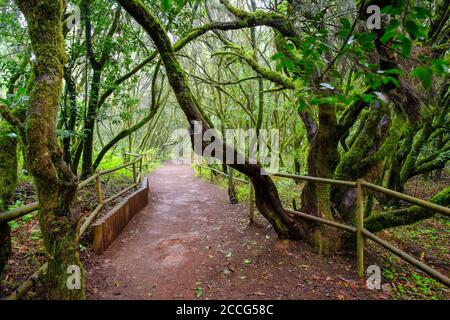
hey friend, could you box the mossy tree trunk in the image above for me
[0,121,18,279]
[365,187,450,232]
[15,0,84,299]
[300,104,342,253]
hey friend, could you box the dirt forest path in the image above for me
[86,162,387,300]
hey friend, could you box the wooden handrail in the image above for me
[270,172,357,187]
[0,202,39,224]
[196,164,248,184]
[124,152,142,157]
[98,157,142,176]
[285,207,450,287]
[0,155,145,223]
[361,228,450,287]
[360,180,450,216]
[284,208,356,233]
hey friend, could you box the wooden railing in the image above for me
[196,164,256,221]
[196,164,450,288]
[2,152,153,300]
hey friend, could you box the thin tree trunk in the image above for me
[227,166,237,204]
[81,69,101,179]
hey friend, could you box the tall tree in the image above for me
[12,0,83,299]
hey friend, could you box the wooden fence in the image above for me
[196,164,450,288]
[1,151,154,300]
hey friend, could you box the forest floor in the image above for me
[84,162,387,300]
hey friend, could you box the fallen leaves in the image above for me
[194,286,203,298]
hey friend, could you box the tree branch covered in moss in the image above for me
[365,187,450,233]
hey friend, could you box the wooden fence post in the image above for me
[356,179,364,278]
[248,180,254,225]
[210,168,213,181]
[132,161,137,185]
[95,173,103,205]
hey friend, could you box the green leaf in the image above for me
[381,4,401,15]
[8,220,20,231]
[355,32,376,50]
[380,20,400,44]
[405,20,419,39]
[194,287,203,298]
[382,76,399,87]
[412,7,431,19]
[399,37,412,57]
[175,0,185,8]
[243,258,253,265]
[380,5,393,14]
[161,0,171,12]
[363,94,376,104]
[17,87,26,95]
[380,29,396,44]
[370,79,382,90]
[284,42,295,52]
[384,68,402,76]
[271,52,285,61]
[412,66,433,89]
[432,59,449,75]
[298,98,308,112]
[340,18,351,31]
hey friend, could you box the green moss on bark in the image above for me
[15,0,84,299]
[300,104,342,254]
[365,187,450,232]
[0,121,18,278]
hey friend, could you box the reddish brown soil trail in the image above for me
[86,162,386,299]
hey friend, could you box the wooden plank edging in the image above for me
[92,177,149,254]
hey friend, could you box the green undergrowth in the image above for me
[370,214,450,300]
[368,172,450,300]
[8,211,37,232]
[96,152,161,180]
[192,165,303,207]
[193,165,250,202]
